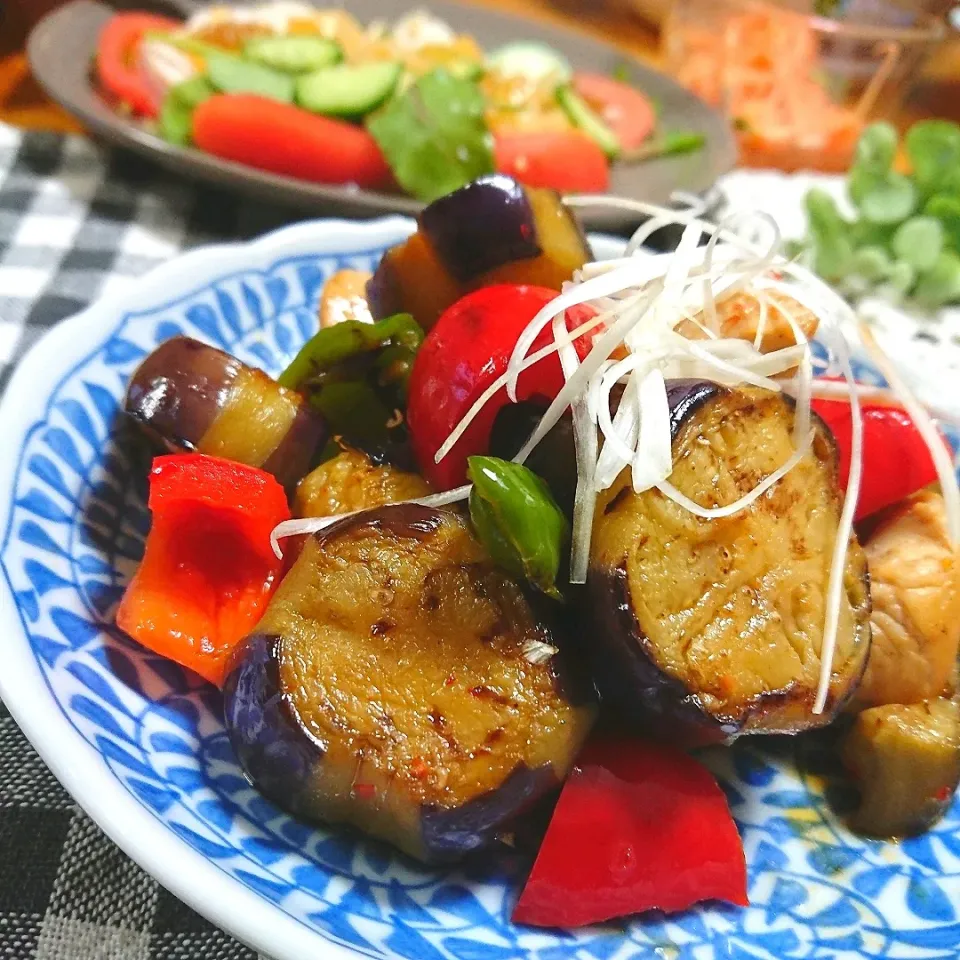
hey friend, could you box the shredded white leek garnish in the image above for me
[266,197,958,719]
[432,195,885,716]
[269,484,471,559]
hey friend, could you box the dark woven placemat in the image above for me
[0,122,285,960]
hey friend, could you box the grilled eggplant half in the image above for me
[842,697,960,837]
[588,380,872,745]
[294,448,432,518]
[223,504,595,862]
[125,336,326,490]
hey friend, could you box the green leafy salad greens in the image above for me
[798,120,960,309]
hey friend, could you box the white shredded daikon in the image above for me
[269,484,471,559]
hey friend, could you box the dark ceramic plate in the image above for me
[27,0,736,232]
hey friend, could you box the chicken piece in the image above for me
[319,269,373,329]
[679,290,819,353]
[841,697,960,837]
[294,448,430,518]
[856,490,960,708]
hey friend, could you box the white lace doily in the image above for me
[720,170,960,422]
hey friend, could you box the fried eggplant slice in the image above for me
[367,175,592,330]
[294,448,431,518]
[223,504,595,862]
[842,697,960,837]
[125,336,325,490]
[856,490,960,708]
[588,380,872,745]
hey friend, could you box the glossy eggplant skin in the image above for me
[366,176,592,330]
[125,336,239,451]
[223,504,595,863]
[124,336,326,490]
[419,175,541,282]
[587,380,872,746]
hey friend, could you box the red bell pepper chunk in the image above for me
[513,739,748,928]
[406,284,596,490]
[192,95,393,189]
[96,12,180,118]
[494,131,610,193]
[811,395,945,521]
[115,454,290,687]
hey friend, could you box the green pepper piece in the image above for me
[311,380,397,451]
[278,313,423,390]
[467,456,568,599]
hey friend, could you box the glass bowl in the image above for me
[662,0,946,172]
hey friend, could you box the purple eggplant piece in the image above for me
[222,503,596,862]
[364,248,405,322]
[418,174,541,283]
[125,336,240,452]
[587,380,872,746]
[260,400,328,492]
[124,335,326,490]
[223,632,316,810]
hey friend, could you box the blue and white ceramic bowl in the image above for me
[2,217,960,960]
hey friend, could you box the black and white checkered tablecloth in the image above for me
[0,121,300,960]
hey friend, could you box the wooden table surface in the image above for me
[2,0,960,135]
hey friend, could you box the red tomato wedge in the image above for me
[513,739,748,928]
[192,95,393,189]
[407,284,596,490]
[115,454,290,686]
[494,131,610,193]
[97,12,180,118]
[573,72,656,151]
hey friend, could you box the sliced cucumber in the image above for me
[557,85,620,159]
[207,53,295,102]
[487,41,571,85]
[159,76,215,147]
[244,34,342,74]
[159,94,193,146]
[297,61,402,117]
[170,74,215,110]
